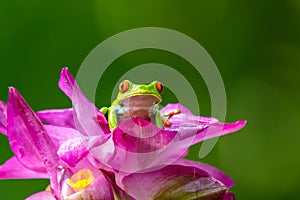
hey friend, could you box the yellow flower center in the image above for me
[66,169,95,192]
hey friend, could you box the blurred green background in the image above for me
[0,0,299,199]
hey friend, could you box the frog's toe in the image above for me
[166,109,181,118]
[100,107,108,114]
[163,119,172,127]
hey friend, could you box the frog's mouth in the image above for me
[118,94,161,120]
[119,94,161,107]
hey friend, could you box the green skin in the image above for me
[100,80,164,131]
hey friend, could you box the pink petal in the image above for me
[99,170,134,200]
[8,88,51,172]
[223,192,235,200]
[45,124,93,167]
[0,156,48,179]
[57,137,89,168]
[99,143,182,173]
[44,125,82,148]
[44,124,111,168]
[162,103,246,144]
[193,120,246,145]
[119,160,231,200]
[99,115,245,173]
[58,67,108,137]
[160,103,193,115]
[7,87,61,196]
[78,174,115,200]
[59,169,115,200]
[113,118,177,153]
[37,108,75,128]
[0,101,7,135]
[174,159,235,188]
[91,118,181,172]
[89,137,115,167]
[25,192,56,200]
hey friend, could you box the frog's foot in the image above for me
[163,109,181,127]
[163,119,172,127]
[165,109,181,118]
[100,107,108,115]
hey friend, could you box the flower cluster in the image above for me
[0,68,245,200]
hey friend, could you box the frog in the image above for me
[100,80,181,131]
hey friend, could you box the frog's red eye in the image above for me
[156,81,164,93]
[119,80,130,93]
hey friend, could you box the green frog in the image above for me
[100,80,180,131]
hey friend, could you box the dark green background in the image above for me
[0,0,299,199]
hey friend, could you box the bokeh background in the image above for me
[0,0,299,199]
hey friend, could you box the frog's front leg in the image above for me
[100,106,118,131]
[155,110,163,129]
[100,107,108,115]
[107,107,118,131]
[162,108,181,127]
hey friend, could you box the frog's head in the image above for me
[116,80,163,107]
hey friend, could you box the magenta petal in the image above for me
[0,156,48,179]
[103,116,245,173]
[160,103,193,115]
[162,104,246,144]
[101,142,184,173]
[216,120,246,135]
[192,120,246,144]
[44,125,82,149]
[61,172,115,200]
[57,137,89,167]
[58,135,110,168]
[174,159,235,188]
[7,88,56,172]
[0,101,7,135]
[93,118,182,172]
[37,108,75,129]
[119,161,230,200]
[98,118,197,172]
[100,170,134,200]
[7,87,61,196]
[78,174,114,200]
[113,118,177,153]
[58,67,107,137]
[223,192,235,200]
[25,192,56,200]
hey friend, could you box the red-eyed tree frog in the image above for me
[100,80,180,131]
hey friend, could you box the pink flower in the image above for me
[1,87,129,199]
[0,68,245,199]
